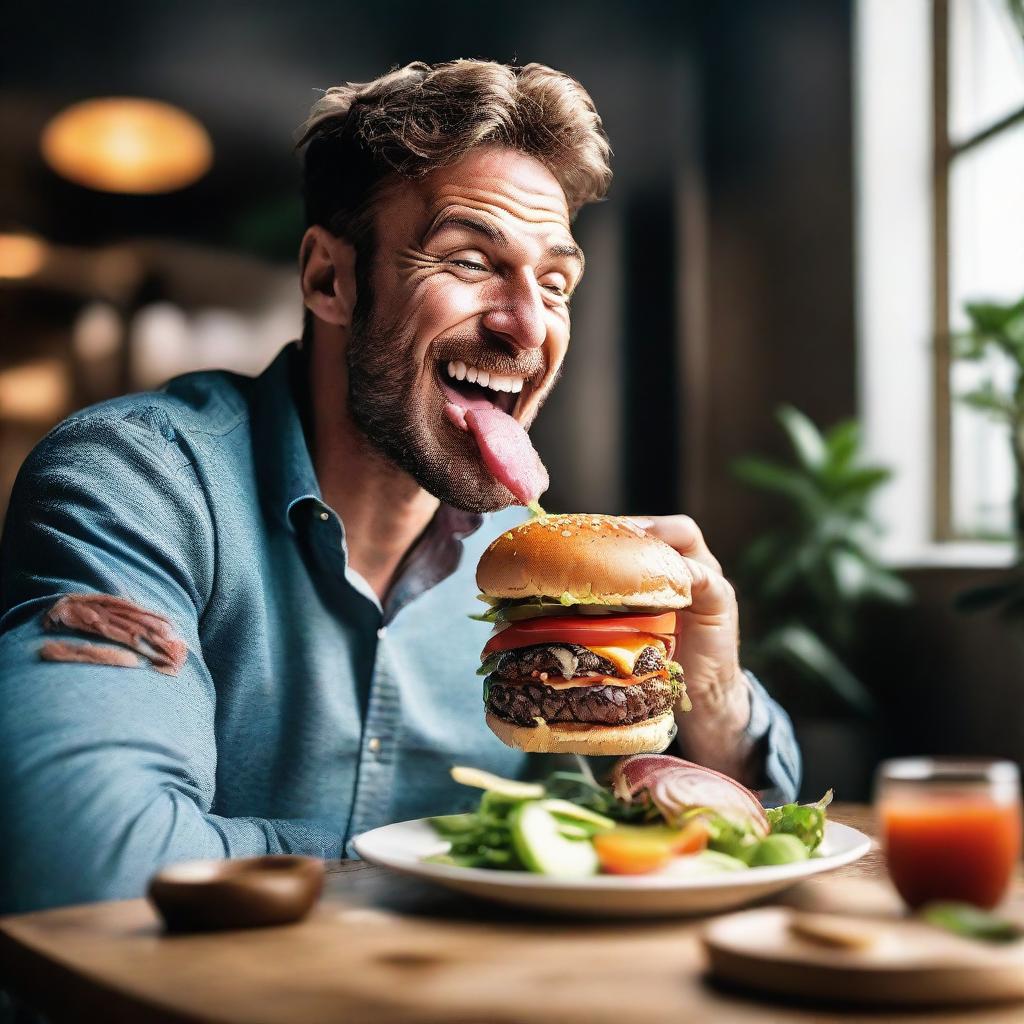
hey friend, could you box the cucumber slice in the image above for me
[662,851,749,877]
[540,799,615,831]
[450,766,545,799]
[556,822,593,840]
[510,802,599,877]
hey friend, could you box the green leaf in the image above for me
[952,330,991,361]
[959,383,1016,420]
[777,404,827,472]
[766,790,833,852]
[732,457,822,509]
[921,902,1023,943]
[765,624,875,713]
[964,298,1024,335]
[828,548,871,601]
[860,565,914,604]
[823,420,860,471]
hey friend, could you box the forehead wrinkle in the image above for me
[421,194,578,261]
[426,178,570,226]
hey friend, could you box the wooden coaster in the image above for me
[703,906,1024,1006]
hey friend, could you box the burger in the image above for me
[475,513,693,755]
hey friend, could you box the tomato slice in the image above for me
[593,822,709,875]
[482,613,679,658]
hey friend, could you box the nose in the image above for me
[481,273,547,352]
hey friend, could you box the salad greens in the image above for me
[428,765,833,877]
[766,790,833,853]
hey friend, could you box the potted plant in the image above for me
[732,405,912,797]
[952,295,1024,617]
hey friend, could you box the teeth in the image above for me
[444,361,526,395]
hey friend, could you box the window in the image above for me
[939,0,1024,540]
[855,0,1024,564]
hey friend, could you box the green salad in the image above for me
[427,761,832,879]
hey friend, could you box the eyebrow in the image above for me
[424,214,508,247]
[546,242,585,272]
[424,214,584,272]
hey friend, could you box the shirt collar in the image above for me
[249,342,322,530]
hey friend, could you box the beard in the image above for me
[346,302,548,513]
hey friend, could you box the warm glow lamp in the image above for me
[0,233,47,279]
[41,98,213,194]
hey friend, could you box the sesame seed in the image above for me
[561,530,572,537]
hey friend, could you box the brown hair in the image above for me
[297,59,612,246]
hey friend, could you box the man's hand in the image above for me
[629,515,756,785]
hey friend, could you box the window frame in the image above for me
[855,0,1021,568]
[932,0,1024,541]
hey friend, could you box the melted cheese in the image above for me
[586,635,665,676]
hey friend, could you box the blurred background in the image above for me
[2,0,1022,798]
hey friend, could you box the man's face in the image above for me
[346,146,583,512]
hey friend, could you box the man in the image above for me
[0,60,799,913]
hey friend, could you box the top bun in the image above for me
[476,513,693,610]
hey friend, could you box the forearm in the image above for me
[1,784,343,914]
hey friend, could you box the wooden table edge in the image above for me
[0,804,882,1024]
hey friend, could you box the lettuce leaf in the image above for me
[766,790,833,852]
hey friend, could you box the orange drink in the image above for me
[876,758,1022,909]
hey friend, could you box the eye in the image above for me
[447,251,490,273]
[540,273,569,297]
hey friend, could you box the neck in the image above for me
[306,328,439,600]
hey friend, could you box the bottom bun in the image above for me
[485,710,678,756]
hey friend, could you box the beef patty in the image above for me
[490,642,666,682]
[486,675,677,727]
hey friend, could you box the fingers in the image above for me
[628,514,722,575]
[678,554,736,618]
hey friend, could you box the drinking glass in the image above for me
[875,757,1022,909]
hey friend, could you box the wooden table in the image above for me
[0,804,1021,1023]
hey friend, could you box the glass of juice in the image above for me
[876,758,1022,909]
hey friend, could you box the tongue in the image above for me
[459,405,549,506]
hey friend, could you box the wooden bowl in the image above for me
[148,855,325,932]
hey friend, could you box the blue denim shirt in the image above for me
[0,344,799,913]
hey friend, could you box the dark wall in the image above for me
[696,0,857,568]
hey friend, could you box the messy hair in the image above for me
[297,59,612,246]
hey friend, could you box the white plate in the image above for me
[353,818,872,918]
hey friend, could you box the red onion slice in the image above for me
[610,754,769,835]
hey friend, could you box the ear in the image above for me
[299,226,357,327]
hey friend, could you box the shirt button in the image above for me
[367,736,382,753]
[319,511,329,522]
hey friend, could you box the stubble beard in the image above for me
[346,306,524,513]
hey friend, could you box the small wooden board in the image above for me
[703,906,1024,1007]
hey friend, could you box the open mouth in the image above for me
[436,360,526,421]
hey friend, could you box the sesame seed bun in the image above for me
[476,513,693,610]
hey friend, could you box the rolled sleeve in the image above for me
[743,670,801,805]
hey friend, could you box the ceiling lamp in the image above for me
[0,233,47,279]
[41,98,213,194]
